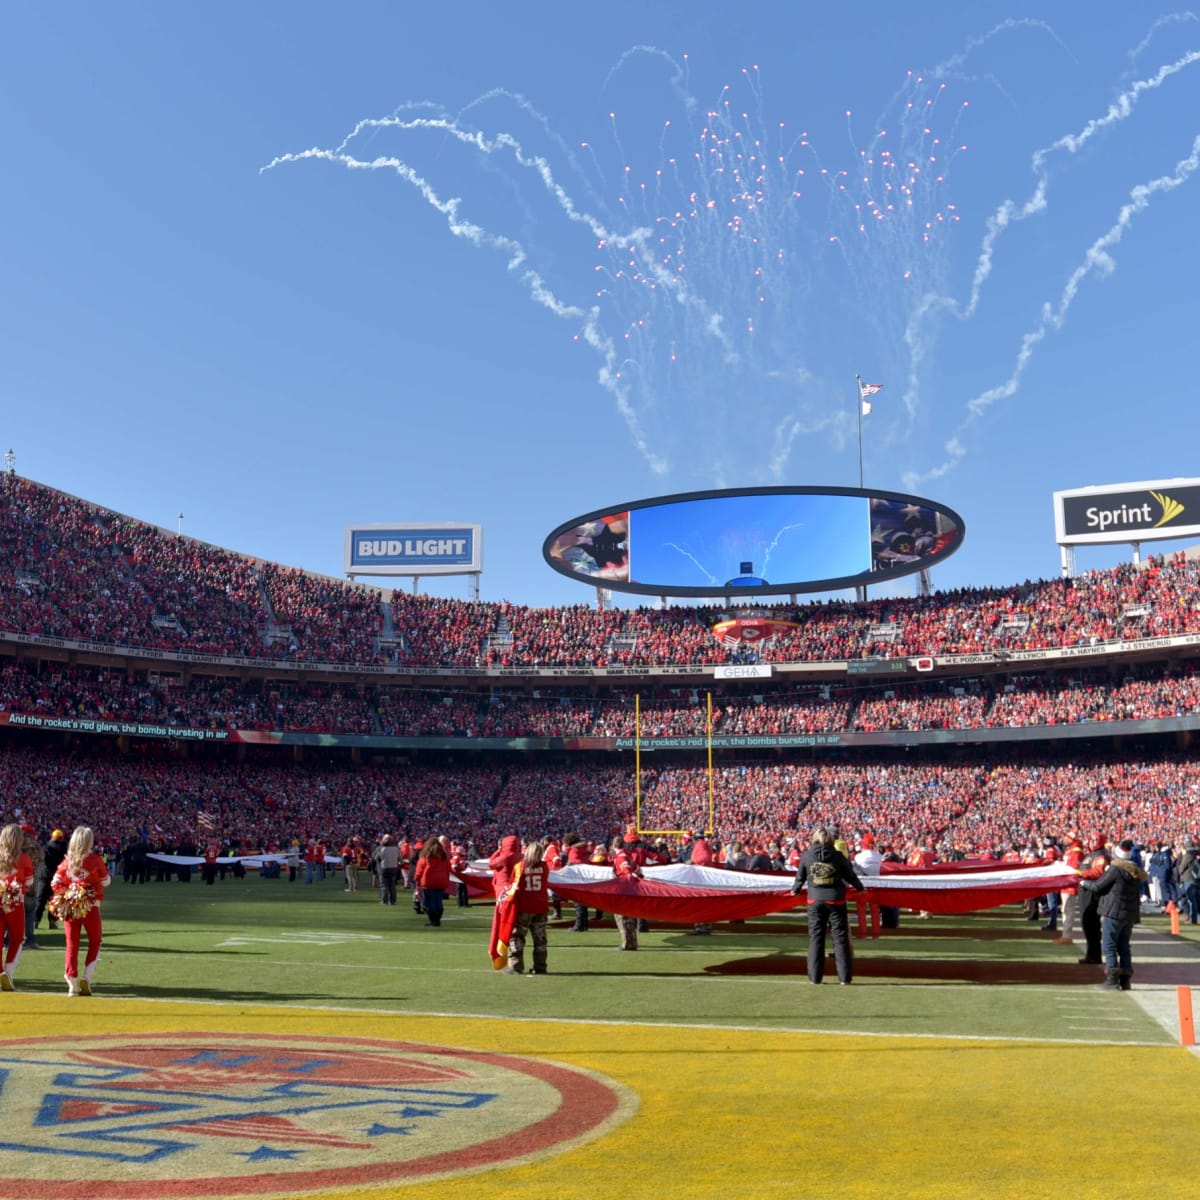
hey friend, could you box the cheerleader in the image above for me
[0,823,34,990]
[50,826,111,996]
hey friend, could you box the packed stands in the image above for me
[6,474,1200,670]
[6,742,1200,865]
[2,660,1199,737]
[4,472,1200,871]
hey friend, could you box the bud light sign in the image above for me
[345,524,483,577]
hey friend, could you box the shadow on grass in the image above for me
[703,953,1200,985]
[101,944,258,957]
[10,982,406,1003]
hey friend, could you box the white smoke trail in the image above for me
[930,17,1075,80]
[263,114,747,475]
[601,44,696,114]
[660,542,718,584]
[905,130,1200,488]
[962,44,1200,324]
[760,521,807,577]
[768,409,851,480]
[898,39,1200,475]
[1125,12,1200,71]
[262,32,1200,496]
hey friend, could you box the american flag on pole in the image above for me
[197,810,216,831]
[858,379,883,416]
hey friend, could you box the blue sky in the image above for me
[4,4,1200,609]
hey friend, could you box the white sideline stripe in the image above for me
[221,939,794,954]
[83,992,1177,1048]
[269,957,839,974]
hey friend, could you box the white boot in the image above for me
[79,961,96,996]
[0,967,13,992]
[65,974,81,996]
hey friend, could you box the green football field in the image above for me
[17,871,1190,1040]
[2,874,1198,1200]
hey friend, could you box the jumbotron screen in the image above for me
[543,486,964,598]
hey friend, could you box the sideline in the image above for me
[24,989,1178,1048]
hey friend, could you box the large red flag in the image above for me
[487,863,523,969]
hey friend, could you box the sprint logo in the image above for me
[1085,491,1186,533]
[1151,490,1185,527]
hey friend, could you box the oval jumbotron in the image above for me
[542,486,965,598]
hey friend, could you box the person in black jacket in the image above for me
[35,829,67,931]
[1174,836,1200,924]
[791,827,866,985]
[1081,838,1147,991]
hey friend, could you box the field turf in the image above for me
[2,872,1197,1199]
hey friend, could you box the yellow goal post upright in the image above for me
[634,691,716,839]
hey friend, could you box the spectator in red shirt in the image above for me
[685,832,714,936]
[505,841,550,976]
[488,835,523,899]
[612,827,646,951]
[414,837,452,927]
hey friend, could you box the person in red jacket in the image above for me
[687,831,714,935]
[341,837,361,893]
[0,823,34,991]
[543,837,563,920]
[450,841,470,908]
[612,828,646,951]
[488,835,523,898]
[487,834,524,970]
[1058,832,1086,943]
[202,841,219,886]
[50,826,111,996]
[414,837,452,927]
[504,841,550,975]
[689,833,714,866]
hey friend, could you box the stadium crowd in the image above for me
[2,660,1199,738]
[5,743,1200,874]
[5,475,1200,671]
[5,473,1200,901]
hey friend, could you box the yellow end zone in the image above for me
[3,996,1193,1200]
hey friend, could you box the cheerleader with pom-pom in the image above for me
[50,826,110,996]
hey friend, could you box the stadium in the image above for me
[4,470,1200,853]
[3,468,1200,1200]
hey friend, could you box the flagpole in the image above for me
[854,374,866,604]
[854,373,865,488]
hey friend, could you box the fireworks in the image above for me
[264,23,1200,497]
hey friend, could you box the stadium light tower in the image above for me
[177,512,184,536]
[3,449,14,475]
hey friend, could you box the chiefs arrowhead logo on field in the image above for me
[0,1032,631,1198]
